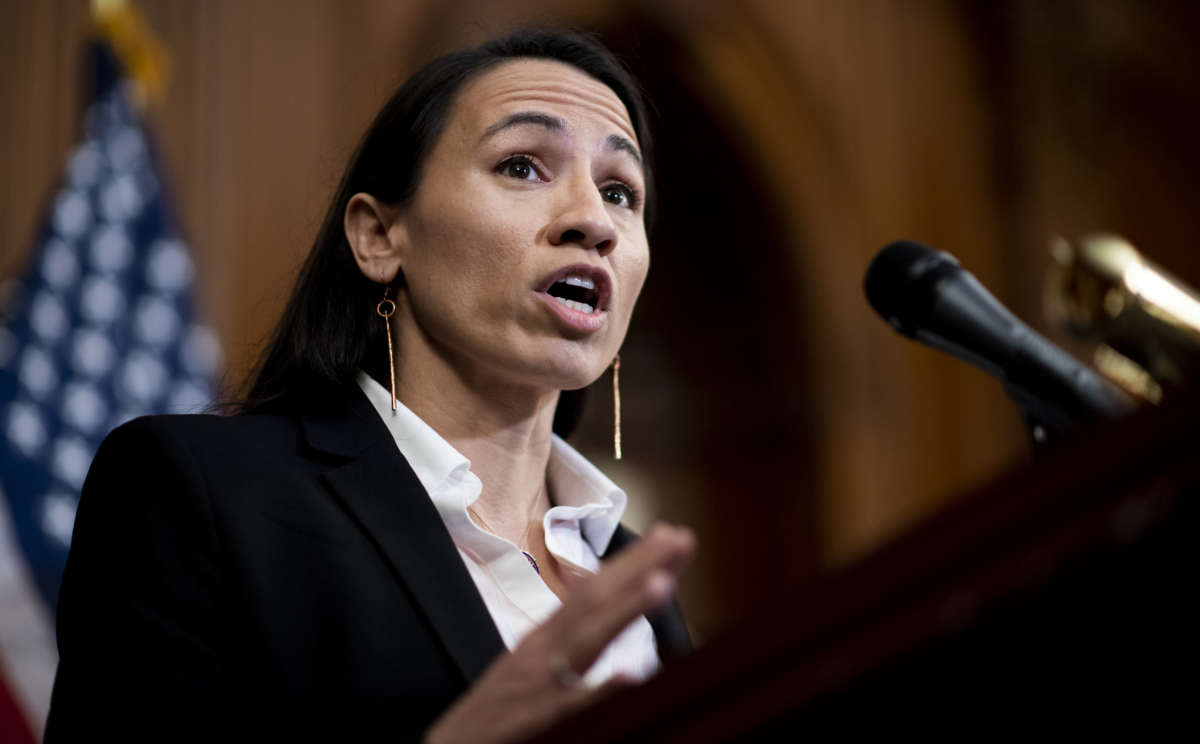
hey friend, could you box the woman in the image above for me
[45,29,695,742]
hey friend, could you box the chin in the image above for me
[527,346,612,392]
[543,365,607,393]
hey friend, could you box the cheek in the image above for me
[409,200,520,283]
[632,251,651,295]
[620,247,651,312]
[403,204,533,335]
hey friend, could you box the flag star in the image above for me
[5,402,48,458]
[67,141,105,188]
[147,239,194,291]
[106,126,146,171]
[89,223,134,273]
[61,382,108,434]
[29,292,69,343]
[120,350,168,403]
[41,239,82,290]
[51,437,94,490]
[52,189,93,239]
[134,296,180,346]
[71,328,117,378]
[39,492,80,547]
[19,347,59,400]
[81,275,126,324]
[99,171,144,222]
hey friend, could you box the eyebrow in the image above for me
[480,110,642,165]
[605,133,642,165]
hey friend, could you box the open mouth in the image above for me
[547,275,601,313]
[539,265,611,315]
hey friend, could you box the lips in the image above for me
[536,264,612,315]
[534,263,613,334]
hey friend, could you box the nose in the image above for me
[546,177,617,256]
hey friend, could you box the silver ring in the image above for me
[549,653,583,690]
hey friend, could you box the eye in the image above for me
[601,182,641,210]
[496,155,540,181]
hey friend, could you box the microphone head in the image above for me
[864,240,961,337]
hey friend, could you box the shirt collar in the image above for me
[356,371,627,554]
[545,436,627,555]
[356,371,470,497]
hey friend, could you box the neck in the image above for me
[390,328,559,533]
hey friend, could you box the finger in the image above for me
[548,663,637,709]
[590,672,637,699]
[543,523,695,671]
[576,523,694,612]
[528,667,637,734]
[553,525,689,638]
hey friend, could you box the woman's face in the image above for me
[394,58,650,393]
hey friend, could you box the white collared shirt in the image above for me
[357,372,660,686]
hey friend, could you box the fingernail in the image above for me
[676,526,696,551]
[646,570,675,603]
[661,524,693,551]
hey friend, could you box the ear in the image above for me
[345,192,407,284]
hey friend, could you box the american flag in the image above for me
[0,41,220,741]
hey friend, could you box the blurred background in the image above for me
[3,0,1200,736]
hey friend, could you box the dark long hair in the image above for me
[237,29,655,436]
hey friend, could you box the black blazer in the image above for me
[45,386,689,741]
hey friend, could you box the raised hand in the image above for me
[426,524,695,744]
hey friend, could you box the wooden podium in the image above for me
[532,393,1200,740]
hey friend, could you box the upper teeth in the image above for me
[562,275,595,290]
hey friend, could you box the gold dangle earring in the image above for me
[377,286,397,412]
[612,353,622,460]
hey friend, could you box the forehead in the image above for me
[450,58,637,144]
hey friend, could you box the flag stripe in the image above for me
[0,484,56,738]
[0,670,38,744]
[0,40,220,740]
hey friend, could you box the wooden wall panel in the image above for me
[679,0,1028,563]
[4,0,1198,640]
[0,0,92,280]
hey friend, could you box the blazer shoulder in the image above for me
[91,412,318,503]
[104,411,303,458]
[109,410,298,442]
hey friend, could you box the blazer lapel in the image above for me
[299,386,691,679]
[301,387,506,684]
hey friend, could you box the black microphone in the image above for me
[864,240,1134,435]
